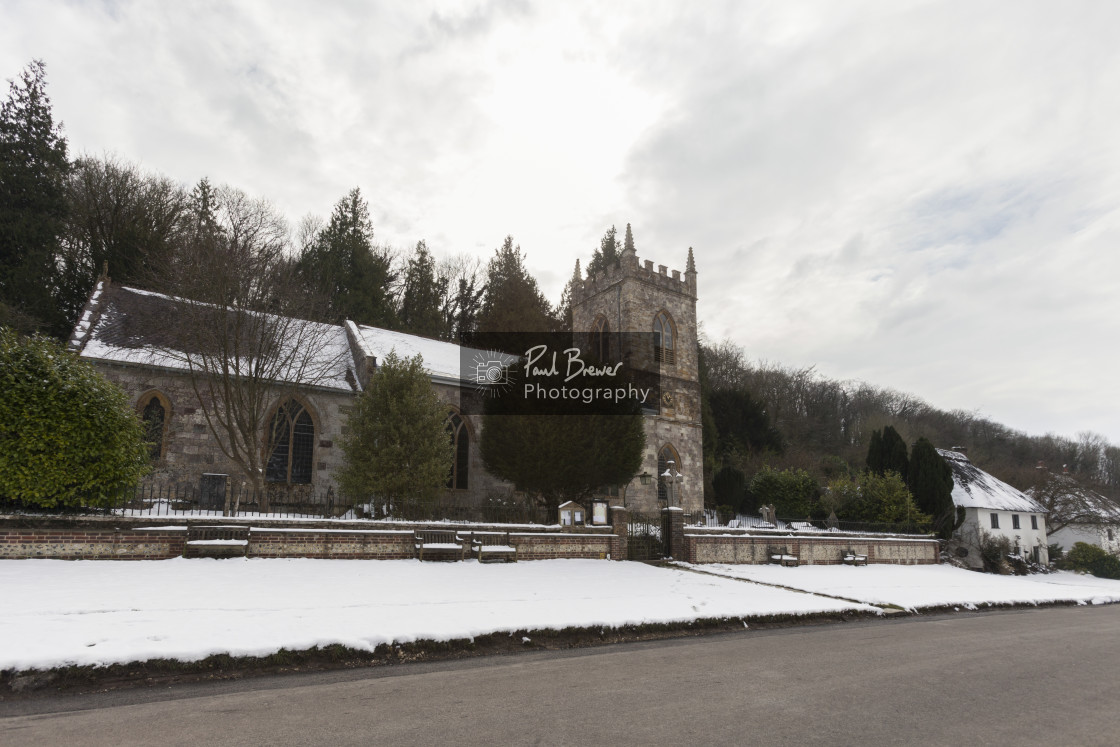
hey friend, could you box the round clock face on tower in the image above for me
[661,391,674,408]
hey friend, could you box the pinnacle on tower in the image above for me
[686,246,696,274]
[572,258,582,283]
[624,223,635,254]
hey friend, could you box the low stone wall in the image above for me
[0,518,617,561]
[683,531,939,565]
[0,528,186,560]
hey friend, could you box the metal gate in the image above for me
[627,512,666,561]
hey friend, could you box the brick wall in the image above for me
[683,532,939,565]
[0,519,616,561]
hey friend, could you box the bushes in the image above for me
[1065,542,1120,580]
[0,328,148,507]
[749,466,818,518]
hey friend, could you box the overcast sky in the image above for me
[4,0,1119,445]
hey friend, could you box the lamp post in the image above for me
[660,460,684,508]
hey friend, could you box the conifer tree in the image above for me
[586,225,620,277]
[295,187,395,327]
[0,60,70,335]
[475,236,553,336]
[336,352,453,517]
[907,437,961,539]
[398,240,446,338]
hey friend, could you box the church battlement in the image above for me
[571,246,697,304]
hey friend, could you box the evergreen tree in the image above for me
[336,352,453,517]
[586,225,620,276]
[295,187,395,327]
[749,466,819,518]
[398,240,446,338]
[712,465,748,513]
[0,60,70,336]
[866,425,908,477]
[0,328,149,507]
[447,272,485,344]
[710,388,783,457]
[825,471,930,526]
[475,236,553,337]
[907,437,961,539]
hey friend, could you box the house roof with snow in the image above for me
[70,282,360,393]
[1027,475,1120,523]
[937,448,1047,513]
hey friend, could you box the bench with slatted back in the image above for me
[767,545,798,567]
[841,549,868,566]
[184,525,250,558]
[414,530,468,561]
[470,532,518,563]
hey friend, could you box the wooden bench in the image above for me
[841,549,868,566]
[414,530,468,561]
[470,532,518,563]
[767,545,798,567]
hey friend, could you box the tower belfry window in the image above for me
[654,311,675,364]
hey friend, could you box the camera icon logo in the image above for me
[475,360,507,385]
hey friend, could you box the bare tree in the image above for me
[1025,468,1120,535]
[153,183,348,506]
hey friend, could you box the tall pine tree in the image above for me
[398,240,446,338]
[296,187,395,327]
[476,236,554,337]
[0,60,70,335]
[586,225,620,276]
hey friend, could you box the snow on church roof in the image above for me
[73,284,360,392]
[938,448,1047,513]
[348,323,509,385]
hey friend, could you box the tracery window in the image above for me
[590,316,611,362]
[657,443,681,503]
[654,311,676,364]
[446,410,469,490]
[138,391,170,461]
[265,399,314,484]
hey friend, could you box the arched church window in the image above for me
[446,410,470,490]
[654,311,676,364]
[657,443,681,503]
[590,316,610,362]
[266,399,315,484]
[138,391,170,461]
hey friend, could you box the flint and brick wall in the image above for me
[0,520,616,561]
[683,532,939,565]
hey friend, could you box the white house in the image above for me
[1036,476,1120,557]
[938,448,1049,568]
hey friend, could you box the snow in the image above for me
[682,563,1120,611]
[0,558,875,671]
[348,322,515,385]
[938,448,1046,513]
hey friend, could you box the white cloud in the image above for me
[2,0,1118,441]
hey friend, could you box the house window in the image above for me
[138,392,170,461]
[657,444,681,503]
[653,311,676,365]
[990,513,1000,529]
[1012,514,1020,530]
[265,400,314,484]
[590,316,610,362]
[1031,515,1038,530]
[445,410,469,490]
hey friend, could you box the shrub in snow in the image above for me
[0,328,148,508]
[1066,542,1120,580]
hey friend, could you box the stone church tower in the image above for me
[570,241,702,512]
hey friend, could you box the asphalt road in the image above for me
[4,605,1120,746]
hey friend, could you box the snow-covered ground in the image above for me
[0,558,875,672]
[682,563,1120,610]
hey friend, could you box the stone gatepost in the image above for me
[610,506,629,561]
[662,507,685,560]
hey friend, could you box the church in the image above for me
[68,243,703,515]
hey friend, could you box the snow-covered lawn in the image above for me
[682,563,1120,610]
[0,558,876,672]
